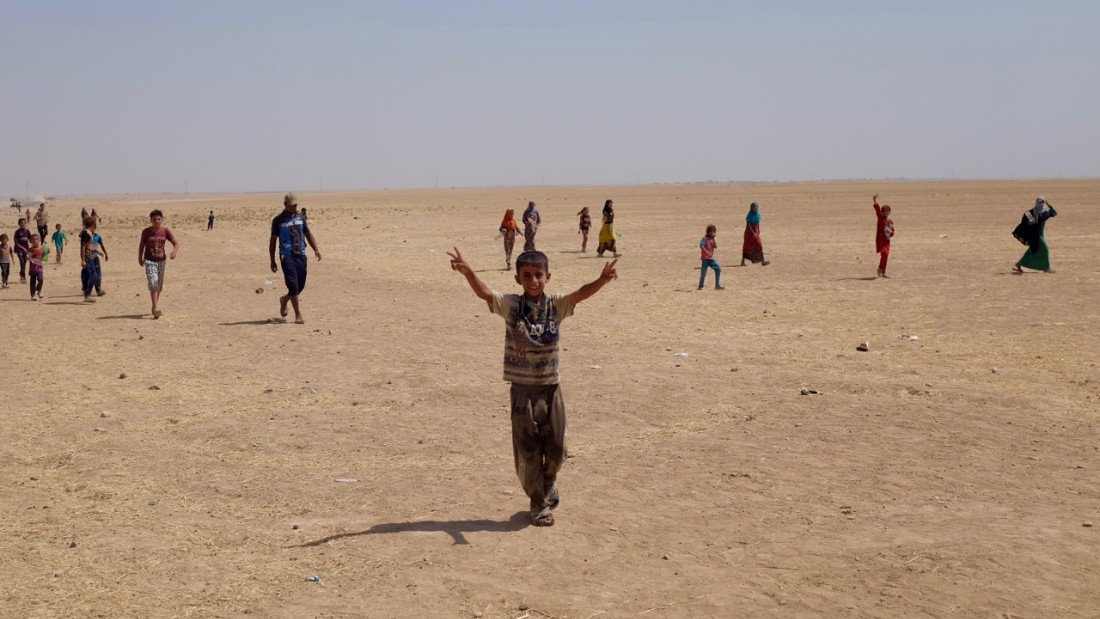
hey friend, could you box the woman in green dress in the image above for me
[1013,196,1058,273]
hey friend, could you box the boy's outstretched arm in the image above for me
[447,246,493,302]
[568,259,618,305]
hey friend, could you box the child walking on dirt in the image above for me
[79,216,107,303]
[698,224,724,290]
[447,247,618,526]
[0,234,13,289]
[578,207,591,252]
[14,218,31,284]
[872,193,895,278]
[51,224,66,265]
[138,209,180,319]
[28,234,45,300]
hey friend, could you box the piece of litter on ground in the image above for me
[264,280,273,286]
[800,388,820,396]
[674,352,689,357]
[900,335,919,341]
[856,342,870,352]
[306,575,320,582]
[334,478,358,483]
[589,365,602,370]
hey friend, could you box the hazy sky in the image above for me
[3,1,1098,195]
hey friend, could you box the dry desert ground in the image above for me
[1,180,1098,618]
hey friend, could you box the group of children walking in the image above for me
[2,209,181,315]
[0,216,66,299]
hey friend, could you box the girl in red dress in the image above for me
[872,193,895,277]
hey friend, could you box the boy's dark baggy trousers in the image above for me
[509,383,566,511]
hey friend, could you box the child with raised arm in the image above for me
[872,193,895,278]
[698,224,724,290]
[448,247,618,526]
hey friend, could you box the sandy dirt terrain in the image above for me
[1,180,1097,618]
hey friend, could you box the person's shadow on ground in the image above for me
[291,511,530,547]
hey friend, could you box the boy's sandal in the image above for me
[531,506,555,527]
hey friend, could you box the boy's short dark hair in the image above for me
[0,233,8,241]
[18,218,26,225]
[150,209,163,218]
[516,250,549,272]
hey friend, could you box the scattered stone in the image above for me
[119,372,127,379]
[991,368,998,374]
[292,524,299,530]
[263,388,274,394]
[662,554,670,560]
[840,506,853,515]
[148,385,160,391]
[100,412,109,418]
[856,342,870,352]
[472,611,483,618]
[800,388,820,396]
[1083,522,1093,528]
[68,541,76,548]
[255,287,264,294]
[138,335,144,340]
[518,604,529,612]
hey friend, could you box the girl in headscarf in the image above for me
[521,202,540,252]
[500,208,519,269]
[1013,196,1058,273]
[577,207,591,252]
[597,199,619,257]
[741,201,770,267]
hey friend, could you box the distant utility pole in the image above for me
[184,180,189,194]
[319,176,324,192]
